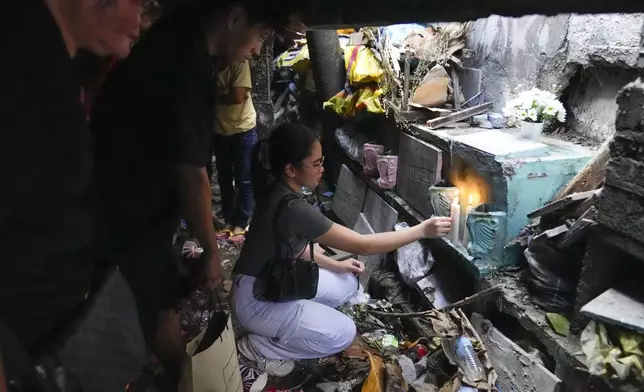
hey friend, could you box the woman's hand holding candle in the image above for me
[422,216,452,238]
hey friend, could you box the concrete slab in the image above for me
[396,133,443,218]
[452,129,550,159]
[332,164,367,227]
[353,213,383,288]
[363,189,399,233]
[581,288,644,334]
[471,313,562,392]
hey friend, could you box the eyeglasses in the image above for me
[300,156,325,170]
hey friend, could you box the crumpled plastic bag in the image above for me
[344,45,384,85]
[333,125,375,165]
[395,222,434,286]
[581,320,644,382]
[324,86,385,117]
[275,43,310,74]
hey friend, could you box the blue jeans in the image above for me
[213,128,257,228]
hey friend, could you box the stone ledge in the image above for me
[598,185,644,245]
[484,273,587,369]
[605,156,644,198]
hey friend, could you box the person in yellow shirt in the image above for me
[214,60,258,243]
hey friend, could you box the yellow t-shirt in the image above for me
[215,61,257,136]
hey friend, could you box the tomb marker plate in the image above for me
[396,133,443,218]
[353,213,383,288]
[332,165,367,227]
[363,189,399,233]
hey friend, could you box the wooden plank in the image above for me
[557,208,597,248]
[451,67,461,110]
[581,288,644,334]
[527,189,599,219]
[471,313,562,392]
[426,102,492,129]
[531,224,569,243]
[553,142,609,201]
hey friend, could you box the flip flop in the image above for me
[228,228,246,244]
[216,229,231,240]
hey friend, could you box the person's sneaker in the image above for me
[237,336,295,377]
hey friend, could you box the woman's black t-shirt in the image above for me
[234,182,333,277]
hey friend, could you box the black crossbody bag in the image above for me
[255,194,319,302]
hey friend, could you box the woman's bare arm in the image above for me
[316,217,451,255]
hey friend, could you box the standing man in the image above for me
[90,0,299,385]
[0,0,141,383]
[214,60,258,243]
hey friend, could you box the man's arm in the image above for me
[218,62,252,106]
[177,165,218,252]
[173,47,221,288]
[218,86,248,105]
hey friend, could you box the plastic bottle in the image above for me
[458,386,478,392]
[454,336,485,381]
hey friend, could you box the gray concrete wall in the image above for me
[465,13,644,143]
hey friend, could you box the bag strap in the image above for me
[272,193,300,258]
[195,289,224,333]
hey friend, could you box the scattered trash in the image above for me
[397,355,417,385]
[546,313,570,337]
[334,125,376,165]
[453,336,485,382]
[317,379,363,392]
[395,222,435,286]
[362,352,385,392]
[581,320,644,390]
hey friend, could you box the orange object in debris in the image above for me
[337,28,355,34]
[362,352,385,392]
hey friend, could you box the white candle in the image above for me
[462,194,473,247]
[450,191,460,244]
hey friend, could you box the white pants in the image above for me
[232,269,359,360]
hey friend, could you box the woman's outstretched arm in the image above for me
[316,217,451,256]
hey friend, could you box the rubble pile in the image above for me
[299,298,501,392]
[510,146,606,314]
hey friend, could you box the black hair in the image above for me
[251,123,320,198]
[194,0,299,30]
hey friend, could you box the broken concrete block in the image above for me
[581,288,644,334]
[487,112,507,128]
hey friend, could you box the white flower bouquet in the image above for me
[503,88,566,124]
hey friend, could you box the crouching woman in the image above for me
[232,124,451,376]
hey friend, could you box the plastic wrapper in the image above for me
[344,45,384,85]
[334,125,373,165]
[524,249,575,312]
[324,86,385,117]
[275,43,310,75]
[395,222,434,286]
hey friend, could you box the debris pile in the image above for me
[313,299,500,392]
[508,143,609,314]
